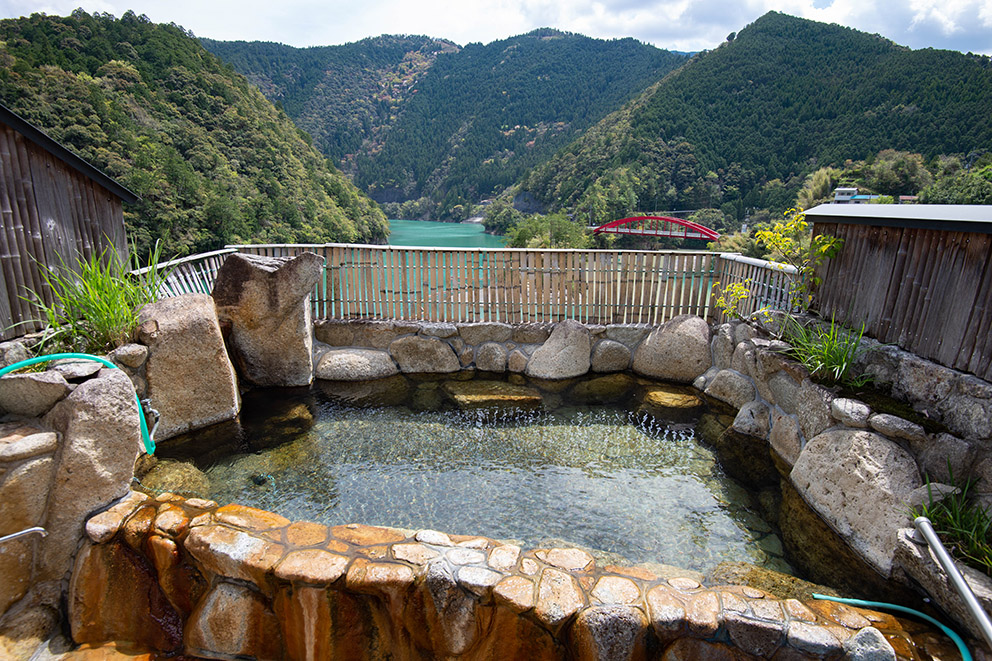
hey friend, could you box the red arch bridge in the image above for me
[589,215,719,240]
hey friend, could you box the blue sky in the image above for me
[2,0,991,54]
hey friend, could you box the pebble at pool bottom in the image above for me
[141,390,791,575]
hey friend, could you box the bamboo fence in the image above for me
[815,221,992,381]
[228,244,724,325]
[0,122,128,340]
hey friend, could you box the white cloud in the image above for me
[0,0,989,53]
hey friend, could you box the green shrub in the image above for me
[23,242,171,354]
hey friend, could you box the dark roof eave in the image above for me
[0,102,139,204]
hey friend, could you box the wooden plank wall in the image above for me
[815,222,992,381]
[229,244,719,325]
[0,123,127,340]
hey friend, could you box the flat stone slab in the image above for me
[0,421,57,462]
[0,371,70,417]
[443,380,543,411]
[639,384,705,422]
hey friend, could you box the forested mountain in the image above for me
[200,35,459,165]
[519,12,992,224]
[205,30,688,219]
[0,10,388,258]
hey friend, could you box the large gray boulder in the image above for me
[525,319,591,380]
[389,336,460,373]
[213,252,323,387]
[138,294,240,440]
[39,369,142,583]
[790,429,922,576]
[632,315,711,383]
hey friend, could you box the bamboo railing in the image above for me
[131,248,237,299]
[228,244,723,325]
[713,253,797,321]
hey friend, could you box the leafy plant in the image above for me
[912,473,992,578]
[23,242,172,354]
[714,279,752,321]
[781,315,872,387]
[755,207,843,313]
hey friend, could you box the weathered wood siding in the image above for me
[814,222,992,380]
[230,244,719,325]
[0,122,127,340]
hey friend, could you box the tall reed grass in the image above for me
[23,242,172,354]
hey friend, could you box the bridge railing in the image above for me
[228,244,721,325]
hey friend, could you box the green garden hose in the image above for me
[0,353,155,455]
[812,593,971,661]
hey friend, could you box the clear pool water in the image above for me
[143,377,791,574]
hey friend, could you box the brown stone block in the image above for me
[285,520,330,547]
[85,492,150,544]
[494,576,535,613]
[275,549,349,585]
[646,584,687,641]
[535,568,586,634]
[154,503,190,538]
[723,611,784,657]
[214,503,291,531]
[331,523,406,546]
[535,548,595,572]
[570,605,649,661]
[122,505,155,551]
[69,542,183,653]
[393,542,440,565]
[684,590,720,637]
[185,581,282,660]
[346,559,415,597]
[184,525,284,590]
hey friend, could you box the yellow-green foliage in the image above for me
[754,208,842,312]
[714,280,751,321]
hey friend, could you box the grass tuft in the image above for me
[782,315,873,388]
[912,473,992,578]
[22,241,172,355]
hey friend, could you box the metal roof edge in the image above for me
[806,204,992,234]
[0,102,139,204]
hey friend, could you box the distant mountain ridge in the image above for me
[200,35,459,165]
[203,30,688,219]
[519,11,992,222]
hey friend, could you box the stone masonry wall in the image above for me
[71,492,928,660]
[0,362,142,658]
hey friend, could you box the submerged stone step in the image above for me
[442,380,543,411]
[638,384,705,422]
